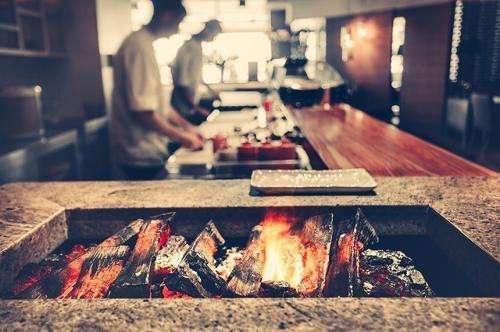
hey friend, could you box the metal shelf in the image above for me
[0,47,66,58]
[0,23,19,31]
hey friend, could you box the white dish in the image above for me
[250,169,377,194]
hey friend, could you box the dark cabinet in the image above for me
[0,0,65,57]
[15,0,42,12]
[0,0,16,25]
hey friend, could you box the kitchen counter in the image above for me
[293,104,497,176]
[0,117,109,183]
[0,129,80,183]
[0,129,78,166]
[0,178,498,330]
[208,81,270,92]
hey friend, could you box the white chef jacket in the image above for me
[171,38,203,116]
[110,28,169,166]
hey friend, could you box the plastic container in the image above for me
[237,141,259,161]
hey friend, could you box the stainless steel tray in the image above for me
[250,169,377,194]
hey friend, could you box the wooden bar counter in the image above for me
[293,104,497,176]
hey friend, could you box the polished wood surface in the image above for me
[293,105,498,176]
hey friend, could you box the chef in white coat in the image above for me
[171,19,222,123]
[110,0,204,180]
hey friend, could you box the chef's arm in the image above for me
[167,109,205,140]
[175,85,210,117]
[133,111,202,148]
[167,107,196,130]
[203,82,220,100]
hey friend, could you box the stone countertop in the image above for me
[0,298,498,331]
[0,177,499,331]
[8,177,500,260]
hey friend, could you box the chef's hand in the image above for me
[189,125,205,141]
[180,131,204,150]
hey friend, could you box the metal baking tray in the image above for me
[250,169,377,195]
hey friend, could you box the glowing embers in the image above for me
[8,213,174,299]
[4,209,435,299]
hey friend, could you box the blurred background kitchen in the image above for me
[0,0,499,183]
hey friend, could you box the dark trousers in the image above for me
[171,86,207,125]
[120,164,167,181]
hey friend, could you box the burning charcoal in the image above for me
[18,246,128,299]
[258,281,299,298]
[154,234,209,297]
[323,209,379,297]
[164,261,211,297]
[296,213,334,297]
[15,214,173,299]
[154,235,190,280]
[5,244,87,298]
[360,249,434,297]
[161,286,191,299]
[5,263,55,299]
[215,247,244,281]
[61,246,130,299]
[109,214,174,298]
[150,282,192,299]
[226,225,265,297]
[100,218,148,247]
[167,221,226,297]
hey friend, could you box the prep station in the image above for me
[165,91,311,179]
[166,89,496,178]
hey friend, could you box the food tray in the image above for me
[250,169,377,194]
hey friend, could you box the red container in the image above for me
[276,142,296,160]
[258,140,296,161]
[257,142,275,161]
[212,134,228,153]
[237,141,259,161]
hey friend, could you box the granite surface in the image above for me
[11,177,500,260]
[0,185,67,291]
[0,177,498,331]
[0,298,499,331]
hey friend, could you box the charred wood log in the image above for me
[323,208,379,297]
[14,214,174,299]
[297,213,334,297]
[164,221,226,297]
[154,235,190,279]
[18,246,129,299]
[5,244,87,298]
[108,214,174,298]
[225,225,264,297]
[258,281,299,298]
[215,247,244,281]
[99,218,147,247]
[360,249,434,297]
[164,261,211,298]
[184,221,226,295]
[152,234,207,298]
[60,246,130,299]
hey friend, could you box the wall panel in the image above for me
[398,3,453,143]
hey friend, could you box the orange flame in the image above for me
[260,213,305,289]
